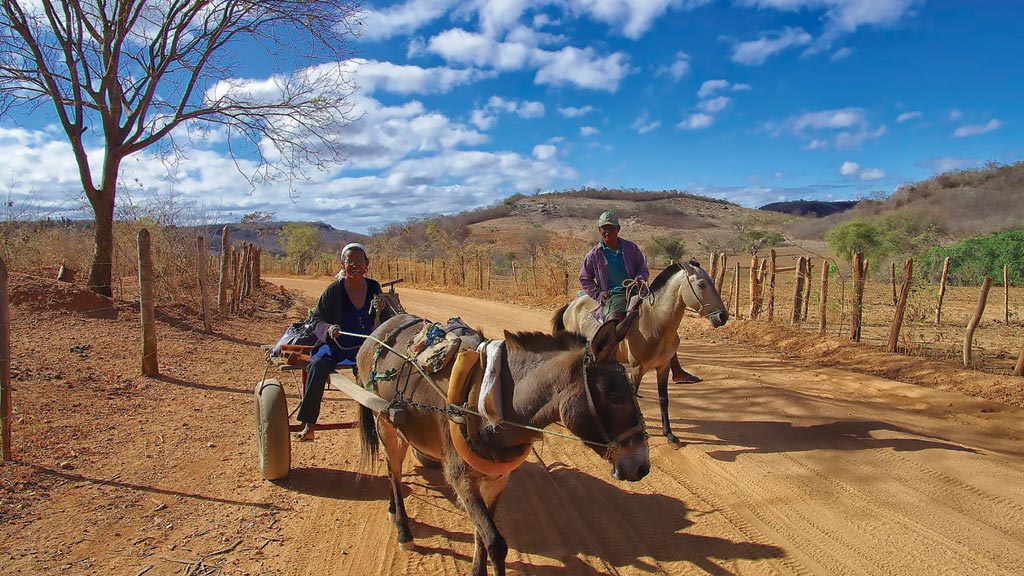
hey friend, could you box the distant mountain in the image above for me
[198,221,368,256]
[759,200,859,218]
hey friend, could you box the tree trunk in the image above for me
[85,190,116,297]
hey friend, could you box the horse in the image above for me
[356,314,650,576]
[553,259,728,444]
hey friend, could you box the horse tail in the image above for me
[358,405,379,467]
[551,302,569,333]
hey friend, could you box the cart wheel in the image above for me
[412,447,441,469]
[254,379,291,480]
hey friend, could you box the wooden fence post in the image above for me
[217,226,230,314]
[196,237,213,334]
[791,256,806,324]
[887,258,913,353]
[819,261,830,336]
[733,262,740,319]
[0,256,11,461]
[803,259,813,320]
[766,249,777,322]
[748,255,760,318]
[851,252,865,342]
[253,246,261,287]
[890,262,898,305]
[716,254,727,294]
[936,256,950,325]
[963,276,993,368]
[1004,264,1010,324]
[138,229,159,376]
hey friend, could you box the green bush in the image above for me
[919,229,1024,285]
[824,219,887,268]
[649,235,686,265]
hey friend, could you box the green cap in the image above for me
[597,210,619,227]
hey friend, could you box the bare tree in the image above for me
[0,0,362,295]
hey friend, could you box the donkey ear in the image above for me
[591,320,624,362]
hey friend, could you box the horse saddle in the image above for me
[447,345,531,476]
[406,319,473,374]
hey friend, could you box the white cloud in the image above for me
[470,96,545,129]
[678,113,713,130]
[952,119,1002,138]
[927,157,975,174]
[581,126,599,136]
[361,0,459,42]
[949,109,963,121]
[568,0,713,39]
[773,108,886,149]
[558,105,595,118]
[732,27,812,66]
[351,59,492,95]
[427,29,630,91]
[896,111,922,123]
[631,112,660,134]
[699,96,731,113]
[830,47,854,60]
[697,79,729,98]
[697,79,750,98]
[840,161,860,176]
[533,144,557,160]
[534,46,631,92]
[738,0,923,49]
[840,160,884,180]
[658,51,692,81]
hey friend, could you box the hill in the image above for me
[759,199,859,218]
[196,221,368,256]
[785,161,1024,241]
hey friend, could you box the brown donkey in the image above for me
[357,314,650,576]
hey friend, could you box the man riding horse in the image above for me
[579,211,698,383]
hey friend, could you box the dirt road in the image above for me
[270,278,1024,576]
[4,275,1024,576]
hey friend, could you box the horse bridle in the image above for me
[581,344,648,459]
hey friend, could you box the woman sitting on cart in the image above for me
[295,243,382,441]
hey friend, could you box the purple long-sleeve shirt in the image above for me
[579,238,649,303]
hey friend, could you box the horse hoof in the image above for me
[673,375,702,384]
[399,540,416,552]
[666,433,681,444]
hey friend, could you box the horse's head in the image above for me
[568,320,650,482]
[677,259,729,328]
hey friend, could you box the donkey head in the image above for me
[571,320,650,482]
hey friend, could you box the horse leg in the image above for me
[379,422,413,548]
[472,475,511,575]
[656,366,681,444]
[670,355,702,384]
[445,456,507,576]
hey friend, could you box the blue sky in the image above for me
[2,0,1021,233]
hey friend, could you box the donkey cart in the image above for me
[253,279,403,480]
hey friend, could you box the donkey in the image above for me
[357,314,650,576]
[553,259,728,444]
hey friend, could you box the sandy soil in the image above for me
[2,274,1024,575]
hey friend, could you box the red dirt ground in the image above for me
[2,274,1024,575]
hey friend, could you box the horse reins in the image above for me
[339,324,645,459]
[580,343,648,459]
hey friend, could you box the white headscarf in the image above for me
[336,243,369,279]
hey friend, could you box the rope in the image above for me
[332,328,628,453]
